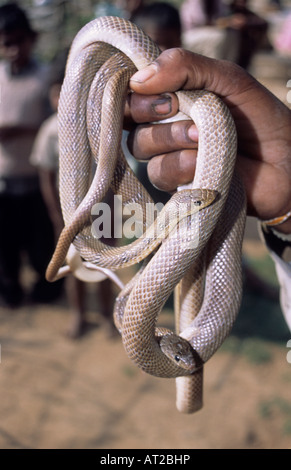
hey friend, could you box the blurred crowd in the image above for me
[0,0,289,338]
[95,0,291,64]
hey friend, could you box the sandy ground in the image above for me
[0,53,291,450]
[0,300,290,450]
[0,221,291,450]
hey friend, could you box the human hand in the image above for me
[127,49,291,233]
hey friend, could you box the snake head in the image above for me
[175,188,218,210]
[159,334,198,373]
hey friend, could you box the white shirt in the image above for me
[260,224,291,331]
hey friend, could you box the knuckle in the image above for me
[160,47,189,64]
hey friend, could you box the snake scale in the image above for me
[46,16,246,413]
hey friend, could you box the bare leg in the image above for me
[65,275,86,338]
[97,278,118,338]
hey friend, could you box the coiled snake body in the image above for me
[46,16,246,413]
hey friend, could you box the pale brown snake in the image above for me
[45,16,246,413]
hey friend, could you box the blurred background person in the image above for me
[181,0,224,30]
[180,0,268,68]
[217,0,269,69]
[274,11,291,58]
[180,0,230,59]
[95,0,144,20]
[0,2,62,307]
[30,51,117,339]
[131,0,182,50]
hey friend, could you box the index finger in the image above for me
[127,91,179,124]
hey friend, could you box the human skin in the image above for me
[125,49,291,234]
[0,29,40,140]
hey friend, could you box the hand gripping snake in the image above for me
[45,16,246,413]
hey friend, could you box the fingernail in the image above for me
[130,64,157,83]
[188,124,198,141]
[152,94,172,115]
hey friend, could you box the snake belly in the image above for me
[45,16,246,411]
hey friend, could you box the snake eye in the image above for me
[193,200,202,206]
[174,355,181,362]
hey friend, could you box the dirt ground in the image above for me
[1,53,291,450]
[0,221,291,450]
[0,295,290,450]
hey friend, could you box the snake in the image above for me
[45,16,246,413]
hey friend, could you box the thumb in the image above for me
[130,48,251,102]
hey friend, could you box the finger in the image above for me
[127,92,179,123]
[146,150,197,192]
[128,121,198,160]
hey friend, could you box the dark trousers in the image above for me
[0,190,62,304]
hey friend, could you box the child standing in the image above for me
[31,52,116,338]
[0,3,62,307]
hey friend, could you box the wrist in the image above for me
[260,209,291,262]
[260,225,291,262]
[269,227,291,243]
[273,219,291,235]
[261,209,291,235]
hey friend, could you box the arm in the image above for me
[38,168,64,241]
[29,114,63,240]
